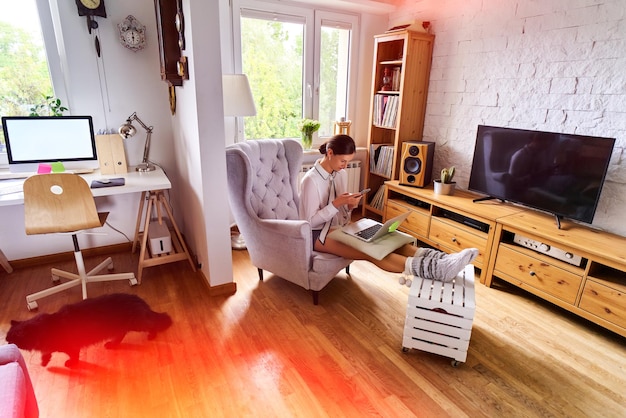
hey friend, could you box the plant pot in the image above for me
[301,132,313,150]
[434,180,456,195]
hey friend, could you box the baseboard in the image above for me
[8,243,132,270]
[8,242,238,298]
[207,281,237,296]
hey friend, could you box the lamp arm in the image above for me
[128,112,153,134]
[141,131,152,165]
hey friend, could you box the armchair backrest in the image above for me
[226,139,303,222]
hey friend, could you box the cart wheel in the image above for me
[402,347,409,353]
[27,300,38,311]
[451,360,461,367]
[129,278,138,286]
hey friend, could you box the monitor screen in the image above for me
[468,125,615,224]
[1,116,98,172]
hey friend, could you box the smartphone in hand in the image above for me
[358,188,371,195]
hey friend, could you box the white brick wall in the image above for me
[391,0,626,235]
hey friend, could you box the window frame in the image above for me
[231,0,360,144]
[0,0,69,166]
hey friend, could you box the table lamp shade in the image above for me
[222,74,257,117]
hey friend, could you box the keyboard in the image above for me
[355,223,382,240]
[0,181,24,196]
[0,172,31,180]
[0,168,95,180]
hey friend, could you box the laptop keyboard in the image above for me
[356,223,382,240]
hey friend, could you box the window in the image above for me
[234,1,359,143]
[0,0,65,159]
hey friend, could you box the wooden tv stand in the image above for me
[384,181,626,338]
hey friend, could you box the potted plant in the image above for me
[29,95,68,116]
[298,118,321,150]
[434,166,456,195]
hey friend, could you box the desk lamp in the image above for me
[119,112,155,172]
[223,74,256,249]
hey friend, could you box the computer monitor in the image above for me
[1,115,99,172]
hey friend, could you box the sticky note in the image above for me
[37,163,52,174]
[51,162,65,173]
[388,221,400,232]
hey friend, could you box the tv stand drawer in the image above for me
[494,245,582,305]
[429,218,486,266]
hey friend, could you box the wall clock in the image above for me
[75,0,107,34]
[75,0,107,57]
[154,0,183,86]
[118,15,147,52]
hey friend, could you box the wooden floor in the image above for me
[1,249,625,418]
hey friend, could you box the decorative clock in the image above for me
[118,15,147,52]
[75,0,107,56]
[154,0,183,87]
[75,0,107,34]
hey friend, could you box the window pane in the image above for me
[0,0,54,149]
[241,15,303,140]
[318,24,351,138]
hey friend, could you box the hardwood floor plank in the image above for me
[1,249,625,417]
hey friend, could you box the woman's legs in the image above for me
[314,235,407,272]
[314,234,478,279]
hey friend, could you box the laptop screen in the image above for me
[1,116,98,172]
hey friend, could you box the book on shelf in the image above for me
[391,67,401,91]
[372,94,399,128]
[369,143,394,178]
[368,184,386,212]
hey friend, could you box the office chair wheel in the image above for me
[129,278,138,286]
[51,274,61,284]
[107,260,115,271]
[27,300,38,311]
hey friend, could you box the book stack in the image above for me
[369,144,394,179]
[373,94,399,128]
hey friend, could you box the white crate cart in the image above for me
[402,264,476,367]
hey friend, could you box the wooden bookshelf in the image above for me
[363,30,434,218]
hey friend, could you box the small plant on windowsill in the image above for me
[434,166,456,195]
[298,118,320,150]
[29,95,68,117]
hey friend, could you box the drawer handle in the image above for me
[529,271,536,276]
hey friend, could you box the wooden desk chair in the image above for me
[23,174,137,310]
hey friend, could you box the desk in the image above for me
[0,167,195,281]
[0,167,171,206]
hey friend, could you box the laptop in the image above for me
[342,211,410,242]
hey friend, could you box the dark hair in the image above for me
[319,134,356,155]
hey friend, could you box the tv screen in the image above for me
[1,115,98,173]
[468,125,615,224]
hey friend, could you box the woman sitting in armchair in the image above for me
[299,134,478,283]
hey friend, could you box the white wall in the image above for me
[1,0,179,261]
[391,0,626,236]
[171,0,233,286]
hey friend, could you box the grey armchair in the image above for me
[226,138,351,304]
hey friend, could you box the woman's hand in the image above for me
[333,192,362,210]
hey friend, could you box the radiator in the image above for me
[298,161,362,194]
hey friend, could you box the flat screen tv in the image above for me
[468,125,615,226]
[1,115,98,173]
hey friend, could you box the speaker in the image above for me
[399,141,434,187]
